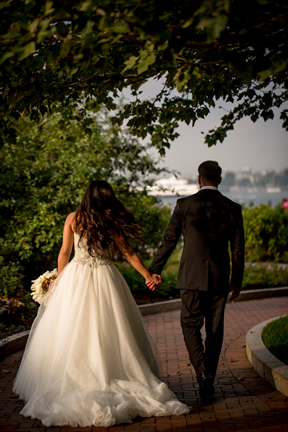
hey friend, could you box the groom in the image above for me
[148,161,245,398]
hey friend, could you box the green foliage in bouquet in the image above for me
[0,107,171,324]
[243,204,288,262]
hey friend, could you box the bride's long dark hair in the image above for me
[74,180,143,258]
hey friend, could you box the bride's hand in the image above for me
[145,274,162,291]
[48,277,58,291]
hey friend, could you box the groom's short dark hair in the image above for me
[198,161,222,184]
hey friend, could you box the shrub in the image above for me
[243,204,288,262]
[242,264,288,288]
[115,247,181,298]
[0,110,171,324]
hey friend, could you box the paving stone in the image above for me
[0,297,288,432]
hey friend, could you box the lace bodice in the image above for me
[70,233,111,268]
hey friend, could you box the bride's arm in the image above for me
[57,213,75,274]
[114,237,161,291]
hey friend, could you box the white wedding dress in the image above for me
[13,233,189,427]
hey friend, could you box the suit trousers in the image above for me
[180,289,227,381]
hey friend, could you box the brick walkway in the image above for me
[0,297,288,432]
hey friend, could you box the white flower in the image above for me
[30,269,58,305]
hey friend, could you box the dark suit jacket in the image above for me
[149,189,245,294]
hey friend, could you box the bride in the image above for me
[13,180,190,427]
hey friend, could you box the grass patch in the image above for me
[262,316,288,365]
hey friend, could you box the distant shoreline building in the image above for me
[147,167,288,198]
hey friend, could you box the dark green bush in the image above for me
[115,247,181,298]
[242,264,288,289]
[243,204,288,262]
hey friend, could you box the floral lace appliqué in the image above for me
[71,233,111,268]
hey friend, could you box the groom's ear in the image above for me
[218,177,222,185]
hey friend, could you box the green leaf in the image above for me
[158,41,168,51]
[28,18,40,33]
[197,15,228,40]
[259,60,288,81]
[80,20,94,36]
[145,41,154,53]
[175,70,191,92]
[123,55,139,73]
[137,54,156,75]
[262,109,274,121]
[44,1,54,15]
[182,17,194,28]
[0,51,14,65]
[0,2,10,11]
[17,42,36,61]
[112,20,130,34]
[79,0,93,11]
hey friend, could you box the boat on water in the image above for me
[147,176,199,196]
[266,187,281,193]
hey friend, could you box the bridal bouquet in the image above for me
[31,269,58,304]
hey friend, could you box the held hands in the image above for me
[229,285,242,301]
[145,274,162,292]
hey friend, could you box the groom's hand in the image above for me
[229,285,242,301]
[145,274,162,291]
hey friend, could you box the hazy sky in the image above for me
[158,106,288,177]
[122,79,288,177]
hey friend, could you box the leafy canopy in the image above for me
[0,0,287,152]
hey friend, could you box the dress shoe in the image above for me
[198,371,212,387]
[198,371,214,398]
[199,384,215,398]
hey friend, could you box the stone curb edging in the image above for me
[232,286,288,302]
[246,316,288,397]
[0,330,30,359]
[138,286,288,316]
[139,298,181,316]
[1,287,287,360]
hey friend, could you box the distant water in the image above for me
[158,190,286,211]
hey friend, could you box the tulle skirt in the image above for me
[13,261,189,427]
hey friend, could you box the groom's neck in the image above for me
[198,175,221,189]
